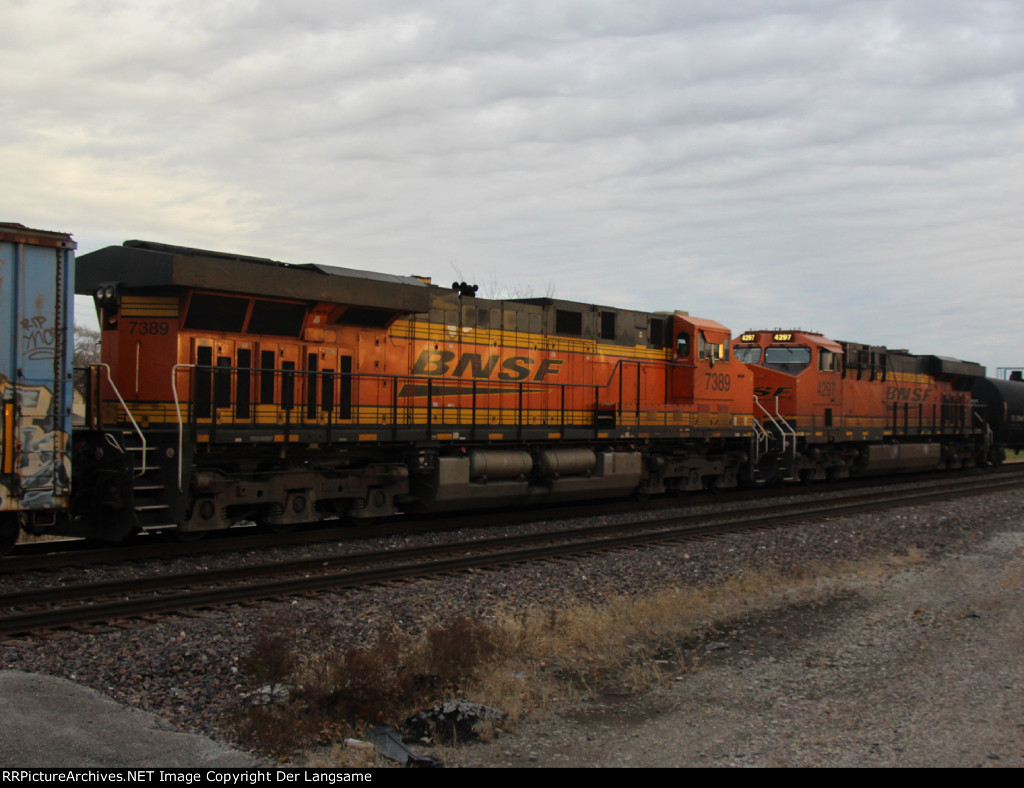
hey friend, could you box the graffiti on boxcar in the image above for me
[0,374,70,509]
[21,315,58,361]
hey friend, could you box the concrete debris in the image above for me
[404,700,506,744]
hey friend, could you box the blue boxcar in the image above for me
[0,223,76,552]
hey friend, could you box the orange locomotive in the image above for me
[73,241,757,541]
[732,330,990,482]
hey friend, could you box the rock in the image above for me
[404,700,505,744]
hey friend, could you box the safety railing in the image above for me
[751,401,978,435]
[87,358,755,440]
[754,395,797,478]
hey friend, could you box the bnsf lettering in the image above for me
[498,356,532,381]
[534,358,564,381]
[413,350,563,382]
[885,386,932,402]
[754,386,793,397]
[453,353,499,378]
[413,350,457,375]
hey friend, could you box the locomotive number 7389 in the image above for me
[127,320,170,336]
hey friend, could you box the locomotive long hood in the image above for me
[75,240,433,313]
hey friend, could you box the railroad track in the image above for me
[2,471,1021,638]
[5,464,1022,573]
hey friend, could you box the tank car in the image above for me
[971,375,1024,454]
[0,223,76,553]
[68,240,758,542]
[732,329,991,481]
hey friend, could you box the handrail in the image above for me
[95,363,148,479]
[171,363,191,491]
[753,395,798,478]
[973,409,993,454]
[163,357,721,432]
[773,395,798,477]
[749,413,770,462]
[753,396,788,449]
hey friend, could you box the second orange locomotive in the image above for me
[733,330,985,482]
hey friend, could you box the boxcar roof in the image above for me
[0,222,76,249]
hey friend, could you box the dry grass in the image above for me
[231,551,927,760]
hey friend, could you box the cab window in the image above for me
[735,346,762,364]
[764,345,811,374]
[698,331,729,362]
[818,348,842,372]
[676,332,691,357]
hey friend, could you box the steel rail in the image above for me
[6,465,1022,573]
[1,473,1020,637]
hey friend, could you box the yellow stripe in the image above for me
[120,296,179,318]
[390,319,672,362]
[101,400,756,432]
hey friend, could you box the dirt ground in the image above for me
[445,527,1024,768]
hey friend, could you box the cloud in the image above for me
[3,0,1024,371]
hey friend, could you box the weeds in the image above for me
[232,553,913,759]
[231,614,506,757]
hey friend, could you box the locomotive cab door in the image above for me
[812,345,843,432]
[669,313,695,401]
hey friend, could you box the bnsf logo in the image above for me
[754,386,793,397]
[413,350,564,382]
[886,386,932,402]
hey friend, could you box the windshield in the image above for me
[764,345,812,374]
[735,346,762,364]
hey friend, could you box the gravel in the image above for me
[2,483,1023,767]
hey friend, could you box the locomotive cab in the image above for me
[669,313,753,413]
[733,330,844,433]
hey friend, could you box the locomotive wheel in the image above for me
[0,514,21,557]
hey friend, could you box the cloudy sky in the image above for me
[4,1,1022,372]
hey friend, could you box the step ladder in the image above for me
[753,396,799,482]
[120,432,178,531]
